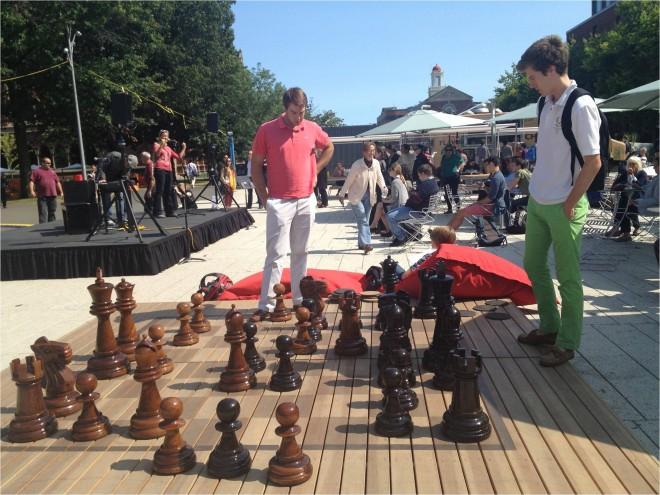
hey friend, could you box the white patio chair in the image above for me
[398,192,444,244]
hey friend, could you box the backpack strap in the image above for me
[537,96,546,120]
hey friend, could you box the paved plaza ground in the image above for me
[0,188,658,458]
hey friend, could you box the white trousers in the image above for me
[259,194,316,311]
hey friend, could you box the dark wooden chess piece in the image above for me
[31,337,81,417]
[219,305,256,392]
[173,302,199,346]
[269,335,302,392]
[115,278,138,362]
[86,267,129,379]
[381,255,400,293]
[301,298,322,342]
[300,276,329,330]
[130,337,165,439]
[152,397,197,475]
[8,356,57,443]
[190,292,211,333]
[375,367,413,437]
[423,262,463,391]
[377,301,412,371]
[334,290,367,356]
[243,320,266,373]
[292,307,317,355]
[207,398,252,479]
[441,348,491,443]
[71,372,112,441]
[270,283,292,322]
[148,324,174,375]
[268,402,312,486]
[413,268,437,319]
[379,349,418,411]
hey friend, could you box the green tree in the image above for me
[492,63,538,111]
[306,99,345,127]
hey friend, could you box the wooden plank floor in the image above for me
[1,299,658,494]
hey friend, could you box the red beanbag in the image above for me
[218,268,365,300]
[395,244,536,306]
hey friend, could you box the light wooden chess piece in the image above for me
[148,324,174,375]
[267,402,312,486]
[31,337,81,417]
[270,283,292,322]
[71,372,112,441]
[190,292,211,333]
[173,302,199,346]
[152,397,197,475]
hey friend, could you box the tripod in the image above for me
[193,171,241,211]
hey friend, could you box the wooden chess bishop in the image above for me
[218,305,256,392]
[268,402,312,486]
[152,397,197,475]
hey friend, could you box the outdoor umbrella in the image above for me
[494,98,619,122]
[358,108,481,137]
[598,80,659,111]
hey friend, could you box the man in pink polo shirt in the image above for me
[250,87,335,320]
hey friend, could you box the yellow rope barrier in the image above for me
[1,61,68,82]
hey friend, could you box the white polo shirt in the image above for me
[529,81,601,205]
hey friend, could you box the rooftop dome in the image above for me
[432,64,442,72]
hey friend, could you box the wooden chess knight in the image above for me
[130,337,165,440]
[270,283,292,322]
[115,278,138,362]
[207,398,252,479]
[268,402,312,486]
[71,372,112,442]
[335,290,367,356]
[219,305,256,392]
[8,356,58,443]
[152,397,197,475]
[300,275,329,330]
[31,337,81,417]
[190,292,211,333]
[173,302,199,346]
[292,307,317,355]
[86,267,129,379]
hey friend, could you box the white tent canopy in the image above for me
[358,108,483,137]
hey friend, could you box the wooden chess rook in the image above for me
[152,397,197,475]
[148,324,174,375]
[243,320,266,373]
[86,267,129,379]
[269,335,302,392]
[8,356,57,443]
[115,278,138,362]
[31,337,81,417]
[173,302,199,346]
[190,292,211,333]
[71,372,112,441]
[130,337,165,439]
[292,307,317,355]
[207,398,252,479]
[219,305,256,392]
[334,290,367,356]
[270,283,292,322]
[268,402,312,486]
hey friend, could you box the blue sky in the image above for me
[232,1,591,125]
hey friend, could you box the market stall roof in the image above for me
[598,80,659,111]
[358,109,483,136]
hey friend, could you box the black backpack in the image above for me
[538,87,610,192]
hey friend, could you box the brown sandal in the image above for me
[540,346,575,367]
[517,329,557,346]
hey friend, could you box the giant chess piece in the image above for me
[441,348,491,443]
[207,398,252,479]
[268,402,312,486]
[377,301,412,371]
[270,283,292,322]
[423,262,462,391]
[375,367,413,437]
[173,302,199,346]
[71,372,112,441]
[292,307,317,355]
[115,278,138,362]
[269,335,302,392]
[152,397,197,475]
[381,255,400,293]
[300,275,329,330]
[86,267,129,379]
[130,337,165,439]
[8,356,57,443]
[243,320,266,373]
[413,268,436,319]
[334,290,367,356]
[379,348,418,412]
[31,337,81,417]
[301,298,322,342]
[219,305,256,392]
[190,292,211,334]
[148,324,174,375]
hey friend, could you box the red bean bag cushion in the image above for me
[218,268,365,300]
[395,244,536,306]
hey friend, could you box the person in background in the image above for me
[140,151,155,213]
[476,140,489,166]
[400,226,457,279]
[509,158,532,211]
[438,144,463,214]
[610,156,648,242]
[152,129,186,218]
[185,158,198,188]
[399,144,415,181]
[315,162,329,208]
[221,155,236,208]
[412,144,432,185]
[370,162,409,236]
[246,150,261,209]
[28,156,63,223]
[1,170,8,208]
[500,141,513,161]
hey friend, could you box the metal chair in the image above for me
[397,192,444,244]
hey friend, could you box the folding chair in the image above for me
[397,192,444,244]
[467,202,508,247]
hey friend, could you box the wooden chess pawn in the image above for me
[7,356,57,443]
[301,298,322,342]
[190,292,211,334]
[207,398,252,479]
[375,368,413,437]
[292,307,317,355]
[152,397,197,475]
[377,302,412,370]
[270,283,292,322]
[130,337,165,439]
[71,372,112,441]
[148,324,174,375]
[219,305,256,392]
[86,267,129,379]
[115,278,139,362]
[243,321,266,373]
[269,335,302,392]
[441,348,491,443]
[173,302,199,346]
[334,290,367,356]
[31,337,81,417]
[268,402,312,486]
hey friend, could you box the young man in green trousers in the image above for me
[515,36,602,367]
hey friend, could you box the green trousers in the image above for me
[523,196,588,350]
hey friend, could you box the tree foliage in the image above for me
[493,64,538,111]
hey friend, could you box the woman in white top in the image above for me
[370,163,409,236]
[339,142,388,254]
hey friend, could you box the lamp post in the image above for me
[64,26,87,179]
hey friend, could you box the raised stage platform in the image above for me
[1,208,254,281]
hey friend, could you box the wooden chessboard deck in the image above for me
[1,300,658,494]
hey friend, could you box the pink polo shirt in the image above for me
[152,143,181,172]
[252,115,330,199]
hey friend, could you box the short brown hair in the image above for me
[516,35,569,75]
[362,141,375,152]
[283,87,308,108]
[428,226,456,245]
[388,162,403,178]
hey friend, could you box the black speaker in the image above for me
[207,112,219,133]
[111,93,132,126]
[63,204,100,234]
[62,180,97,206]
